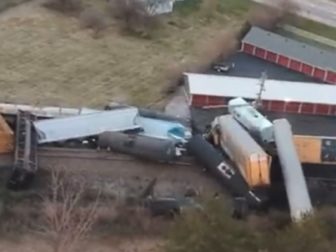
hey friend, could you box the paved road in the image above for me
[253,0,336,28]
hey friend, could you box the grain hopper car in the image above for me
[213,115,272,189]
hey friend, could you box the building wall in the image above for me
[190,94,336,116]
[240,42,336,84]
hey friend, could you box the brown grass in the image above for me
[163,27,239,92]
[0,1,242,107]
[200,0,218,21]
[43,0,82,15]
[108,0,161,38]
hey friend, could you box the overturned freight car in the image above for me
[187,135,264,210]
[98,132,181,163]
[228,97,274,145]
[0,115,14,153]
[213,115,272,189]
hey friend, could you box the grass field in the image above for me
[0,0,335,108]
[0,0,248,108]
[292,17,336,41]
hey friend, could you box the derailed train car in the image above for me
[293,135,336,164]
[228,97,274,145]
[213,115,272,189]
[187,135,264,210]
[98,132,181,163]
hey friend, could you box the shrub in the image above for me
[200,0,219,21]
[43,0,82,15]
[108,0,160,37]
[41,169,100,252]
[165,199,335,252]
[165,199,260,252]
[79,8,107,35]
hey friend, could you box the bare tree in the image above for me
[42,169,99,252]
[108,0,160,36]
[79,8,107,37]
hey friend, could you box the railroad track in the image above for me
[38,147,194,166]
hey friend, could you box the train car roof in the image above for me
[216,115,268,155]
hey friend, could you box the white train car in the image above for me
[228,97,274,144]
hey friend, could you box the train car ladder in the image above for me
[7,110,38,190]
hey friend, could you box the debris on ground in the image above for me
[1,24,336,225]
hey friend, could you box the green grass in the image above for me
[218,0,251,16]
[174,0,202,16]
[174,0,251,18]
[291,16,336,41]
[0,0,31,12]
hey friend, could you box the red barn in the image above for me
[185,73,336,116]
[241,27,336,84]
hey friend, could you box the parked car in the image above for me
[212,63,235,73]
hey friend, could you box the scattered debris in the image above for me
[0,21,335,225]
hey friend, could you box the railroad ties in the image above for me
[7,110,38,190]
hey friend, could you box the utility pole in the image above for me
[253,71,267,109]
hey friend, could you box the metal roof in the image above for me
[228,97,273,131]
[186,73,336,105]
[34,107,140,143]
[243,27,336,71]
